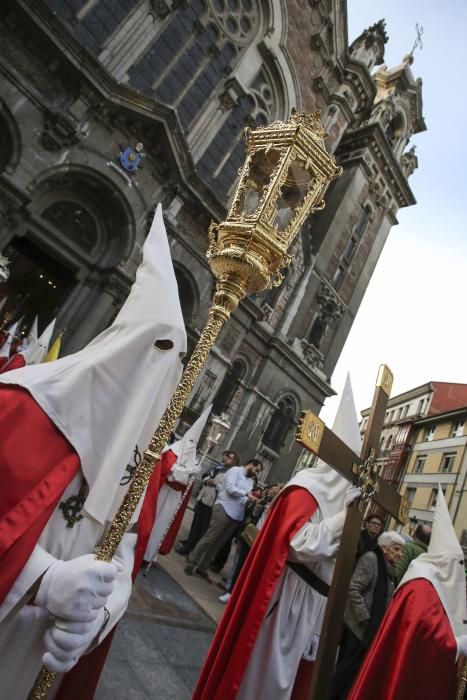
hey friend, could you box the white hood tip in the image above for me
[288,372,361,519]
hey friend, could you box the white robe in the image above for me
[237,507,346,700]
[0,471,135,700]
[144,462,199,561]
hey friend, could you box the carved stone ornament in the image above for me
[151,0,171,16]
[42,113,86,152]
[300,337,324,369]
[316,279,345,322]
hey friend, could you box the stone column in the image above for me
[65,272,130,352]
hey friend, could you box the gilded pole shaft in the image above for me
[27,276,247,700]
[456,659,467,700]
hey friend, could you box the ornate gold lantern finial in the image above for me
[207,108,341,293]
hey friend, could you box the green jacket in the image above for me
[394,539,428,585]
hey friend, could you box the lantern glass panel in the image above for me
[237,149,282,215]
[274,159,314,231]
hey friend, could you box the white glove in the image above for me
[457,635,467,657]
[344,485,361,509]
[42,609,107,673]
[36,554,116,622]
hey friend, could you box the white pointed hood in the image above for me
[27,315,39,345]
[400,487,467,636]
[288,373,362,519]
[169,404,212,478]
[0,320,18,359]
[0,205,187,524]
[22,318,56,364]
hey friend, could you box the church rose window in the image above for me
[42,201,99,253]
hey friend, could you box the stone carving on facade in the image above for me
[151,0,171,18]
[41,113,87,152]
[299,337,325,370]
[400,145,418,178]
[219,77,247,112]
[349,19,388,70]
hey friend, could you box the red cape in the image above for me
[348,578,458,700]
[159,480,194,556]
[0,353,26,374]
[0,385,80,605]
[193,486,318,700]
[56,448,177,700]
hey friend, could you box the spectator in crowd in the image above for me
[330,530,405,699]
[356,513,384,560]
[210,471,265,573]
[394,522,432,584]
[185,459,263,581]
[176,450,239,556]
[219,483,283,603]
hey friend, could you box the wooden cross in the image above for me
[295,365,409,700]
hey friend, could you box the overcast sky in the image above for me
[320,0,467,425]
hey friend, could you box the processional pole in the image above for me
[28,109,342,698]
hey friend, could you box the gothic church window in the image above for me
[45,0,140,53]
[198,69,275,202]
[212,358,247,415]
[331,265,345,291]
[262,396,296,453]
[354,203,372,237]
[128,1,260,131]
[308,316,327,349]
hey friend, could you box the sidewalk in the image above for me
[148,503,231,623]
[95,506,230,699]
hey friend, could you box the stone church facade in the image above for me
[0,1,425,482]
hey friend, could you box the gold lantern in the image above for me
[208,108,342,295]
[29,110,341,698]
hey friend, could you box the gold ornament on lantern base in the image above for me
[28,109,341,698]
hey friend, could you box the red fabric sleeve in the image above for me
[348,579,458,700]
[0,385,80,605]
[193,486,318,700]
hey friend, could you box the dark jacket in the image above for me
[344,548,395,644]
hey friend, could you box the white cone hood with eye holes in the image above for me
[0,205,187,524]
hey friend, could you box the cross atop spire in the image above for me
[404,23,423,65]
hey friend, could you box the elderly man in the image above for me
[185,459,263,581]
[330,530,405,699]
